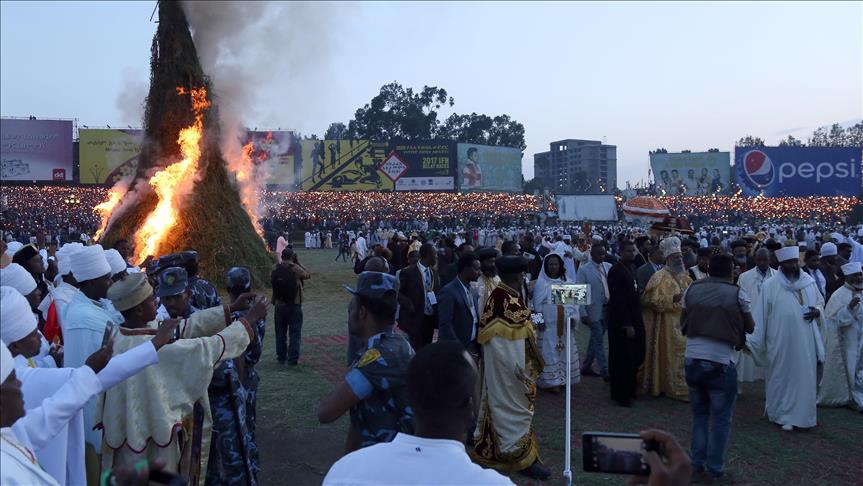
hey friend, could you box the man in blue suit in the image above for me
[437,253,482,356]
[576,242,613,380]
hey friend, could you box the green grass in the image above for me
[254,249,863,485]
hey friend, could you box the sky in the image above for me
[1,1,861,187]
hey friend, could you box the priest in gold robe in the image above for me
[470,256,549,481]
[639,236,692,401]
[96,273,268,486]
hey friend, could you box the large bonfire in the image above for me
[97,1,272,284]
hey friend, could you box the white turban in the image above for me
[775,246,799,263]
[830,232,844,242]
[104,249,127,277]
[659,236,682,258]
[858,228,863,237]
[820,243,837,257]
[5,241,23,256]
[57,243,84,276]
[71,244,111,282]
[0,286,37,345]
[842,262,862,276]
[0,263,37,296]
[1,341,13,383]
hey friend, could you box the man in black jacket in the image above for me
[437,253,481,355]
[398,243,440,350]
[607,240,646,407]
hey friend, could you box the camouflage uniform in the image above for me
[345,328,415,447]
[204,310,262,486]
[189,275,223,310]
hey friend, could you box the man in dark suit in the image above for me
[607,240,645,407]
[637,245,664,296]
[437,253,482,355]
[440,242,475,286]
[398,243,440,350]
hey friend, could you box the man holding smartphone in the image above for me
[681,254,755,482]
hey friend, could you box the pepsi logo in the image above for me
[742,150,774,188]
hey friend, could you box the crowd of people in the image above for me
[2,184,863,485]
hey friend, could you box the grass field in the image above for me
[253,248,863,485]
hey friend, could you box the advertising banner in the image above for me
[299,140,393,191]
[387,140,456,191]
[649,151,730,196]
[1,119,73,181]
[556,195,618,221]
[78,129,143,184]
[456,143,522,192]
[242,131,296,189]
[735,146,861,197]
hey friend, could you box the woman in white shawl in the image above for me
[532,253,580,391]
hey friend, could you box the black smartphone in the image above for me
[148,470,187,486]
[582,432,658,476]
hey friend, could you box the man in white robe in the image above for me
[1,287,171,485]
[98,273,267,486]
[735,248,775,384]
[747,246,825,431]
[356,232,368,260]
[818,262,863,410]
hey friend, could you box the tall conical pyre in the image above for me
[97,1,272,284]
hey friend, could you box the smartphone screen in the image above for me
[582,432,654,475]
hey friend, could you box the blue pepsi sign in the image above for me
[735,146,861,196]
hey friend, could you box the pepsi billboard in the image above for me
[735,146,861,197]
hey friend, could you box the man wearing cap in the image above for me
[818,242,842,302]
[640,236,693,401]
[156,267,200,320]
[2,286,175,486]
[318,272,414,452]
[1,264,60,369]
[747,245,825,431]
[471,256,549,480]
[59,244,121,469]
[818,262,863,410]
[688,247,711,282]
[802,250,827,299]
[99,272,268,483]
[103,249,128,282]
[205,266,265,485]
[37,243,84,345]
[182,251,223,311]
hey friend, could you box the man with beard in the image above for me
[607,240,645,407]
[688,247,711,281]
[818,262,863,410]
[472,248,501,314]
[730,240,750,280]
[747,246,825,431]
[640,237,693,401]
[819,242,842,302]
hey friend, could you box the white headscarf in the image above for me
[0,286,38,345]
[104,249,127,277]
[532,253,567,309]
[0,263,37,296]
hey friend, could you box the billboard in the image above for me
[299,140,393,191]
[735,146,861,197]
[78,129,144,184]
[242,131,296,189]
[456,143,522,192]
[649,151,730,196]
[387,140,456,191]
[1,119,73,181]
[556,195,618,221]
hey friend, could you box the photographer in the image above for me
[681,253,755,482]
[271,248,311,365]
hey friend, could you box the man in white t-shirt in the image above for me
[323,341,513,485]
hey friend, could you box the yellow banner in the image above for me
[78,129,143,184]
[299,140,393,191]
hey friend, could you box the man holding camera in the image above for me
[681,253,755,482]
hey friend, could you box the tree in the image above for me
[347,82,453,141]
[523,177,546,194]
[324,122,348,140]
[778,135,804,147]
[846,122,863,147]
[735,135,765,147]
[439,113,526,150]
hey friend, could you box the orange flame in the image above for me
[132,87,210,263]
[93,185,126,241]
[238,138,264,237]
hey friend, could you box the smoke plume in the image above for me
[181,1,348,206]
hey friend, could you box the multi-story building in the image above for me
[533,139,617,193]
